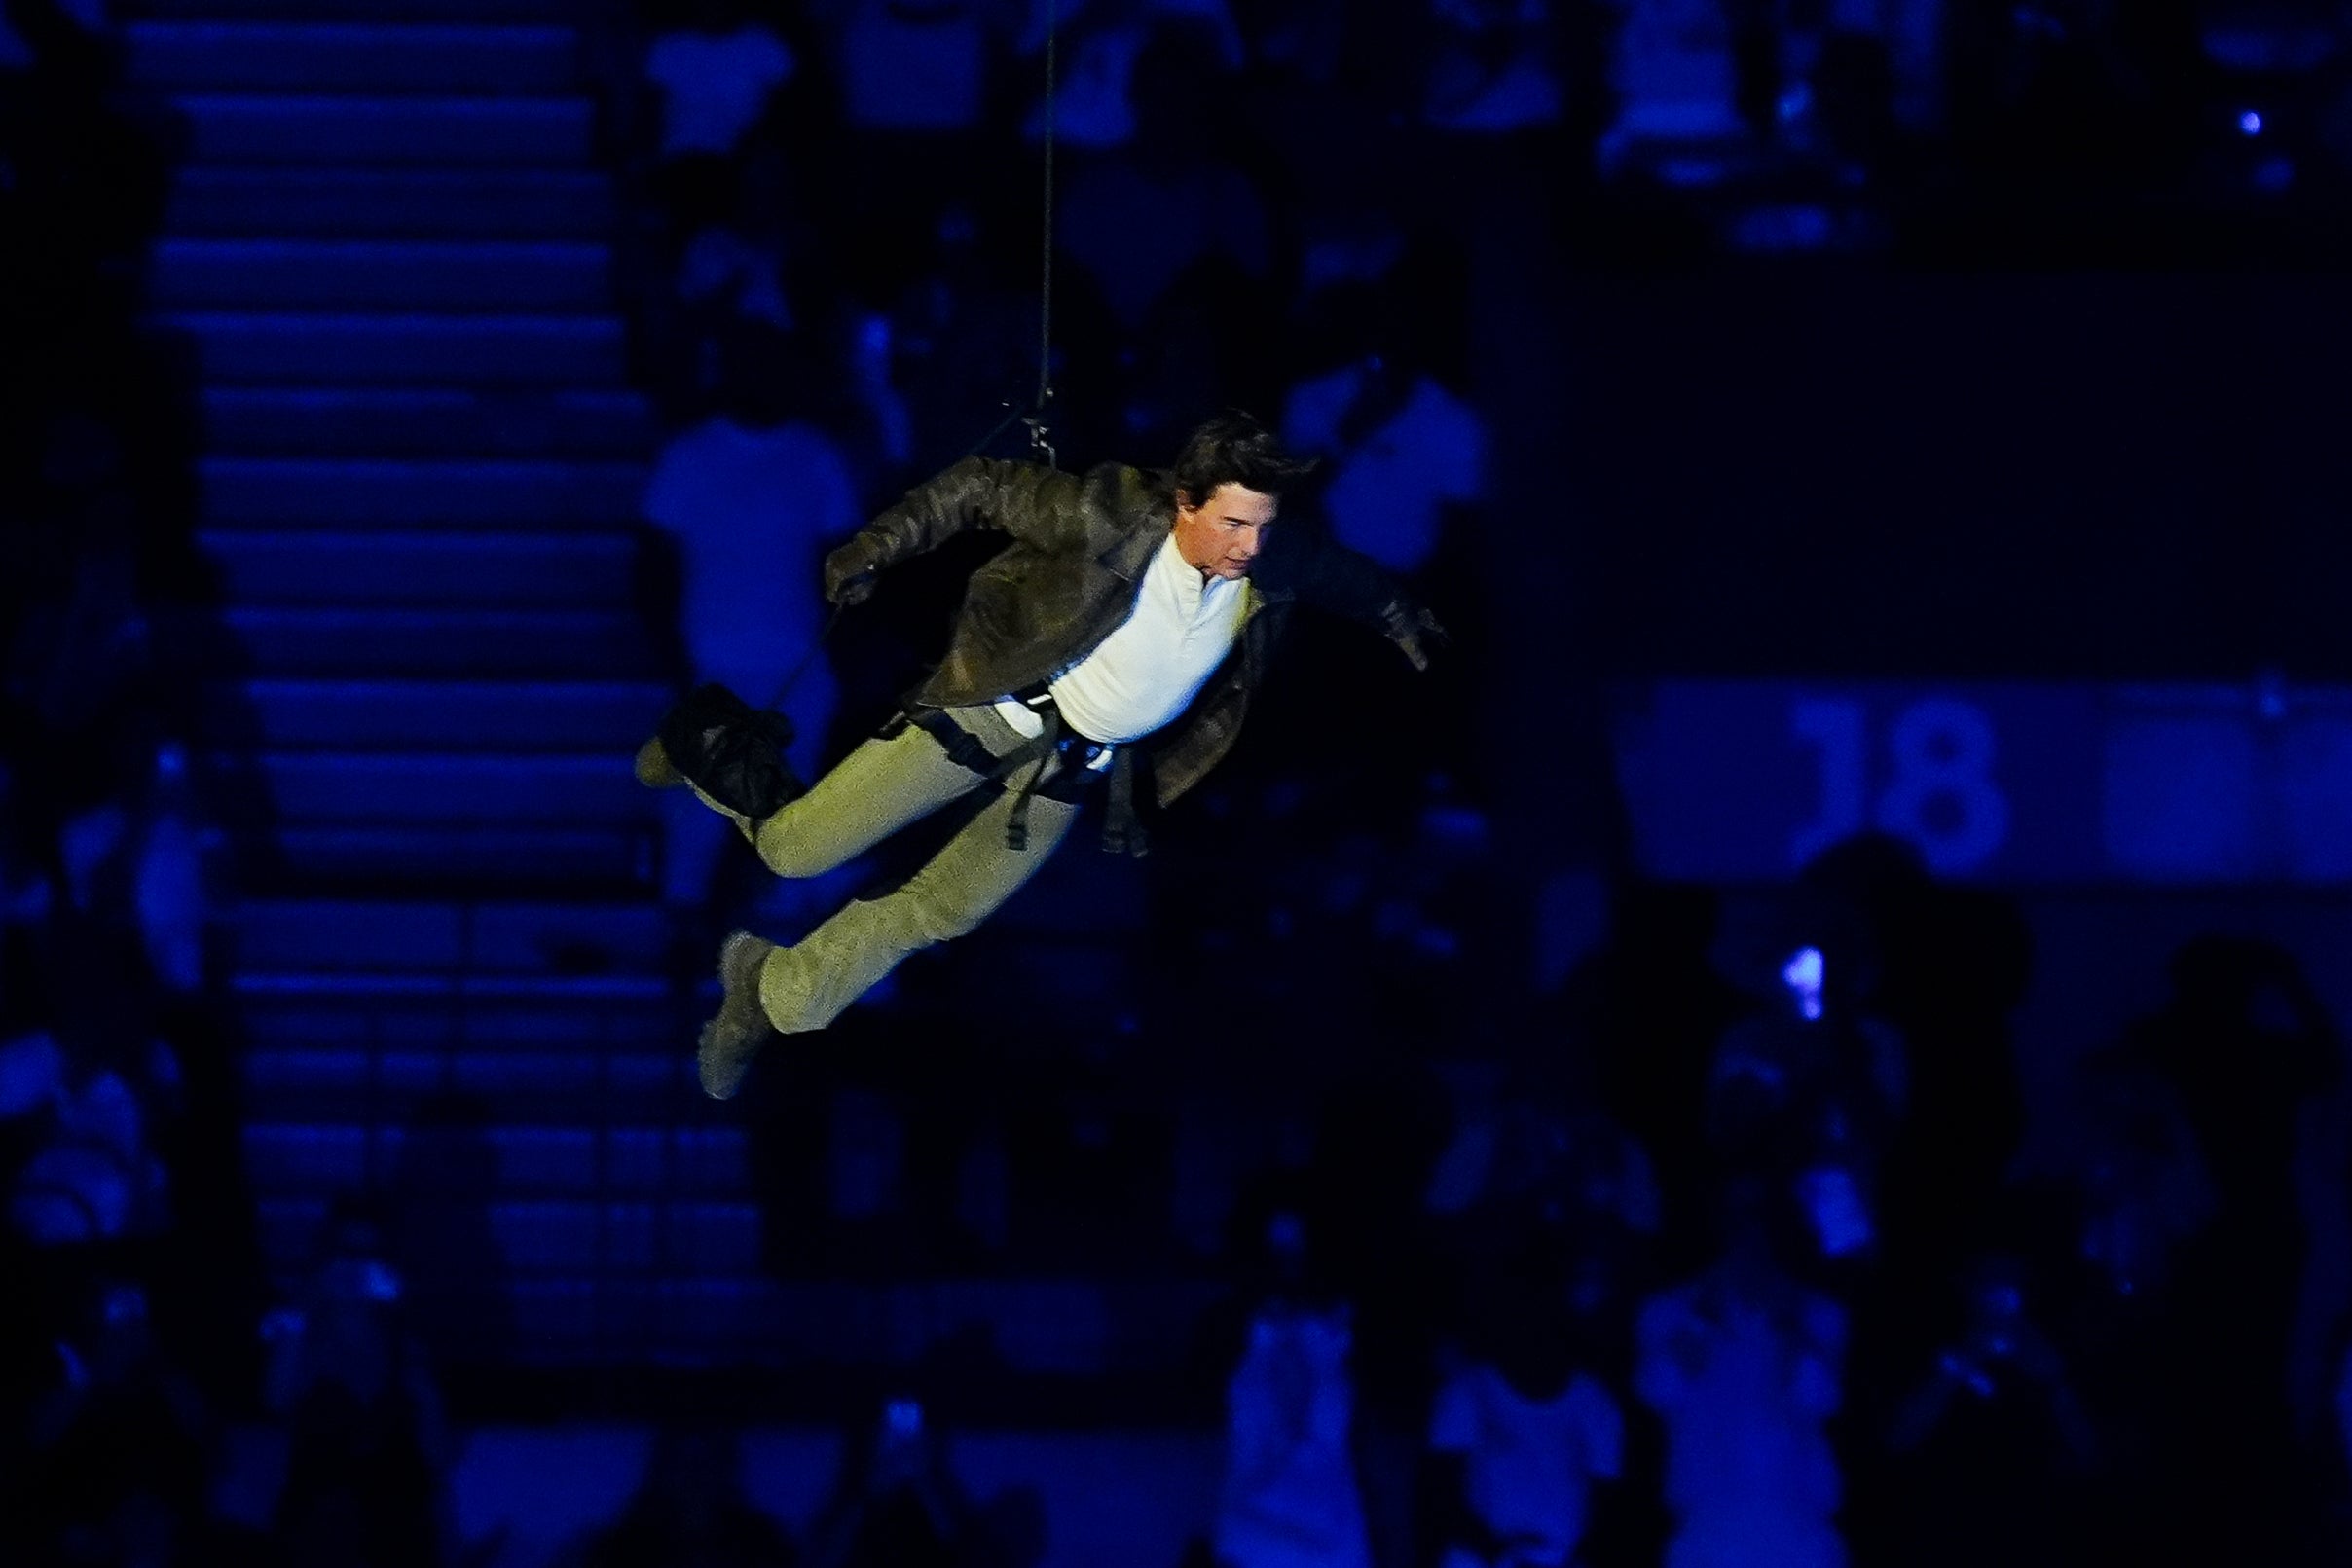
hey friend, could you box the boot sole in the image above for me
[697,930,774,1100]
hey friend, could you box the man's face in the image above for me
[1172,482,1277,580]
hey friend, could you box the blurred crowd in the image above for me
[10,0,2352,1563]
[0,0,266,1562]
[1130,829,2352,1568]
[594,2,2352,1561]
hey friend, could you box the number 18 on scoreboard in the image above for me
[1608,680,2352,886]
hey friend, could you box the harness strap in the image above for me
[904,691,1147,857]
[1005,699,1061,853]
[902,706,1022,775]
[1101,747,1147,857]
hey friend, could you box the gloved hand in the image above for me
[1384,602,1448,672]
[822,542,879,607]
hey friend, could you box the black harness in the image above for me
[895,685,1148,857]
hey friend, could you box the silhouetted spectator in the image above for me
[1568,883,1750,1276]
[1863,1252,2096,1568]
[1019,0,1244,149]
[1788,837,2027,1392]
[1053,18,1270,331]
[817,0,996,133]
[567,1424,798,1568]
[0,756,54,930]
[642,0,799,236]
[20,1276,212,1567]
[6,916,178,1249]
[0,2,30,66]
[1635,1180,1846,1568]
[841,306,916,480]
[1599,0,1748,173]
[646,0,797,162]
[1279,273,1487,579]
[1421,0,1568,132]
[667,144,803,405]
[1212,1204,1375,1568]
[882,201,1044,473]
[2030,1040,2220,1566]
[804,1394,1043,1568]
[1425,1239,1625,1568]
[0,0,176,322]
[276,1381,446,1568]
[1702,945,1904,1264]
[1426,1086,1662,1249]
[2138,935,2337,1329]
[6,1039,168,1246]
[53,732,215,999]
[381,1091,511,1367]
[264,1197,455,1568]
[10,418,155,804]
[643,328,856,912]
[2064,1043,2215,1303]
[2108,936,2341,1559]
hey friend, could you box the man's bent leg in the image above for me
[756,782,1083,1033]
[746,717,996,879]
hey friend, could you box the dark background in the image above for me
[8,0,2352,1565]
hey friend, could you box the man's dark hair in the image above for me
[1169,411,1317,507]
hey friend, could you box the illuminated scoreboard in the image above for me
[1608,680,2352,885]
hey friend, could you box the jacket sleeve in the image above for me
[825,456,1085,584]
[1274,526,1434,652]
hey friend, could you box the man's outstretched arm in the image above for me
[822,456,1086,605]
[1274,527,1448,670]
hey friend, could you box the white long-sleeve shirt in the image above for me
[995,529,1249,747]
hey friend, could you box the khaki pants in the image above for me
[714,704,1083,1033]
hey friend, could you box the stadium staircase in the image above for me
[129,0,1185,1401]
[127,0,785,1373]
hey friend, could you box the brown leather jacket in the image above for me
[823,456,1428,806]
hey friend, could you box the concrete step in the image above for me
[253,1201,317,1281]
[241,1214,787,1362]
[206,679,666,751]
[249,1195,1174,1361]
[252,1195,762,1275]
[143,0,570,18]
[256,824,653,893]
[174,607,652,677]
[562,1277,795,1363]
[156,239,609,311]
[232,970,667,1003]
[129,23,576,95]
[245,751,649,825]
[169,311,625,386]
[233,971,672,1045]
[239,1047,688,1121]
[167,167,612,240]
[493,1201,762,1274]
[181,93,592,166]
[231,968,663,1005]
[230,979,685,1091]
[201,387,651,456]
[199,457,643,528]
[231,898,671,974]
[242,1124,748,1199]
[199,529,642,606]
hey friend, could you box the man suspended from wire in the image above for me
[636,410,1447,1099]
